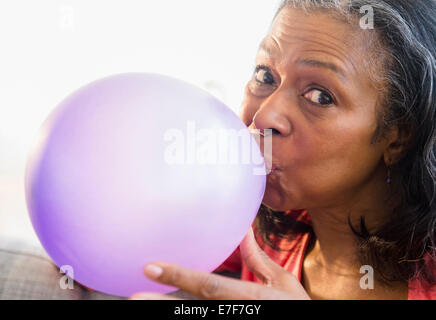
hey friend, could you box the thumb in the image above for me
[240,227,288,288]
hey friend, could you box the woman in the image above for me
[132,0,436,299]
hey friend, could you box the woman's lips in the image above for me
[248,125,280,174]
[264,157,279,175]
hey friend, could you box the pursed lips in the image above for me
[264,156,279,175]
[248,125,280,175]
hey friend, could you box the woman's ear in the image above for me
[383,124,413,166]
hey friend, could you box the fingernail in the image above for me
[144,264,163,279]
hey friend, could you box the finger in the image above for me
[240,227,284,287]
[129,292,182,300]
[143,262,285,300]
[240,228,305,294]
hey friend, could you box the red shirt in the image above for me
[216,210,436,300]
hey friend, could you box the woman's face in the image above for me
[241,7,391,211]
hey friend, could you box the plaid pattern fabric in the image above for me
[217,210,313,283]
[0,236,121,300]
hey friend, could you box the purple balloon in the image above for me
[25,73,266,297]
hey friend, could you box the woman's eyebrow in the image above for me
[258,41,279,59]
[297,59,347,81]
[259,41,348,82]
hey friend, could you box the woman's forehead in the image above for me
[272,5,359,39]
[263,6,376,81]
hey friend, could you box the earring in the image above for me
[386,167,392,184]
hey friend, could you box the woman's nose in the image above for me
[251,102,292,137]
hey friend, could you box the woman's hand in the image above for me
[130,228,311,300]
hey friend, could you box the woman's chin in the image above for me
[261,186,287,211]
[262,184,303,212]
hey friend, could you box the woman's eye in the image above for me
[303,89,334,106]
[254,66,275,85]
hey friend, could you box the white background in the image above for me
[0,0,281,245]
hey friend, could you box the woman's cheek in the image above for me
[240,87,262,126]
